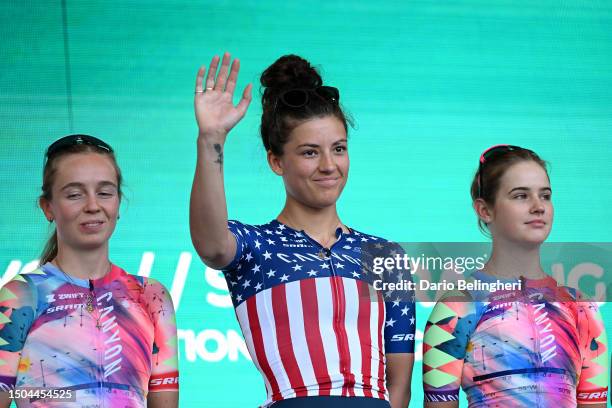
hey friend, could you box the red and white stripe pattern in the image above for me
[235,277,388,406]
[224,220,415,406]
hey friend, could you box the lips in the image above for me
[313,177,340,187]
[525,220,546,227]
[79,220,105,232]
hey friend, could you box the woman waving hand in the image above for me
[190,53,415,407]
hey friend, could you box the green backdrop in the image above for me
[1,1,610,406]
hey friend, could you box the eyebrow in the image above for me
[60,181,118,191]
[508,186,552,194]
[296,139,348,149]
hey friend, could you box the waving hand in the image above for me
[194,52,253,140]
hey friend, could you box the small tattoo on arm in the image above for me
[214,143,223,168]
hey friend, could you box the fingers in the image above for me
[205,55,220,90]
[195,66,205,92]
[202,53,242,94]
[225,58,240,95]
[214,52,231,91]
[235,83,253,117]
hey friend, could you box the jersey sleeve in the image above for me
[0,275,37,391]
[384,298,415,353]
[423,298,477,403]
[144,278,179,393]
[576,301,608,405]
[372,242,415,354]
[222,220,258,272]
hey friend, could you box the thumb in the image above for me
[235,83,253,117]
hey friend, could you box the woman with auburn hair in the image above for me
[190,53,415,407]
[0,135,179,407]
[423,145,608,408]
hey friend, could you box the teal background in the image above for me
[1,1,611,406]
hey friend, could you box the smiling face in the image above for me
[40,152,120,253]
[484,161,553,245]
[268,115,349,209]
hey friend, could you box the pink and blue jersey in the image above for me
[0,263,178,407]
[223,220,415,407]
[423,271,608,407]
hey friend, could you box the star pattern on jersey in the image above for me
[225,220,415,347]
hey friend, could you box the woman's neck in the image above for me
[52,244,111,280]
[277,197,347,248]
[483,238,546,280]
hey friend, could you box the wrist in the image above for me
[197,130,227,144]
[196,137,226,159]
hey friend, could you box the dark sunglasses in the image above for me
[45,134,113,159]
[278,86,340,108]
[477,144,531,198]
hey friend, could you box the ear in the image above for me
[473,198,493,224]
[39,197,54,222]
[267,150,284,176]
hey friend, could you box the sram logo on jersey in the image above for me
[577,390,607,402]
[390,334,414,342]
[150,376,178,386]
[149,372,179,391]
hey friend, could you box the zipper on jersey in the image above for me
[524,285,543,407]
[299,227,344,277]
[89,279,104,407]
[301,229,350,376]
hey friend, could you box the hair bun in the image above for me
[261,55,322,93]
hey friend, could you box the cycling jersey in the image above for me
[0,263,179,407]
[224,220,415,407]
[423,271,608,407]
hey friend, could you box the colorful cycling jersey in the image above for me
[0,263,179,407]
[223,220,415,407]
[423,271,609,407]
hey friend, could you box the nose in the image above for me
[84,193,101,213]
[318,151,336,173]
[530,195,545,214]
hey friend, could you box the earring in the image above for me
[117,215,120,220]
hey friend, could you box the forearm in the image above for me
[189,135,234,267]
[388,381,410,408]
[147,391,178,408]
[424,402,458,408]
[385,353,414,408]
[0,393,11,408]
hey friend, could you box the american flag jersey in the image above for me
[223,220,415,406]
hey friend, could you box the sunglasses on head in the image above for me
[477,144,533,198]
[45,134,113,159]
[278,85,340,108]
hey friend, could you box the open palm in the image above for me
[194,53,252,138]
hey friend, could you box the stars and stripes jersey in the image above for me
[223,219,415,407]
[423,271,609,407]
[0,263,179,407]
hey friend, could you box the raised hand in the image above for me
[194,52,253,141]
